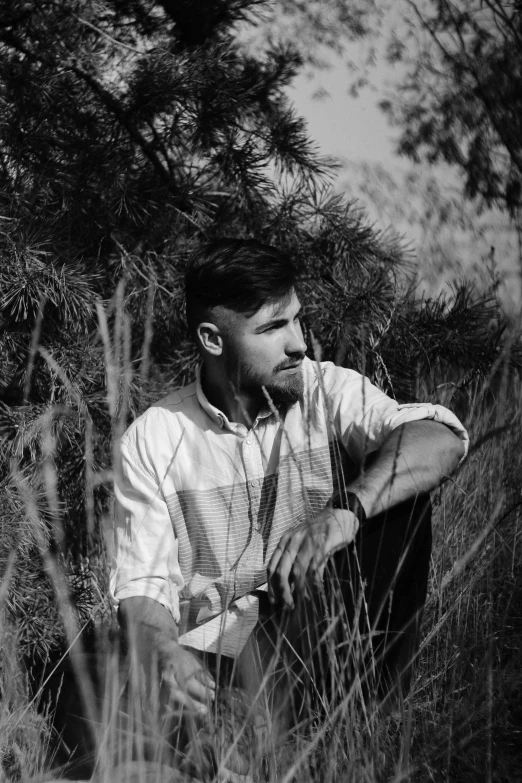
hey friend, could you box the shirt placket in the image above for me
[233,420,266,597]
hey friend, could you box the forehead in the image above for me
[213,289,300,334]
[250,289,300,323]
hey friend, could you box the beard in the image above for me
[228,356,305,407]
[261,371,304,406]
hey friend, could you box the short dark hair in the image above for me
[184,238,299,333]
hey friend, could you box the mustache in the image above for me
[273,357,304,372]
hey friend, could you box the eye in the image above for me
[261,320,285,333]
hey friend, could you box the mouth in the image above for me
[277,361,303,373]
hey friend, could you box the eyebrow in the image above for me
[255,306,302,332]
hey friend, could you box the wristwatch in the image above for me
[332,490,367,527]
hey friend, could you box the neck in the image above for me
[201,363,263,427]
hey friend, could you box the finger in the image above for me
[272,539,306,608]
[267,537,292,605]
[162,668,215,705]
[269,529,310,606]
[164,684,210,717]
[267,532,292,577]
[185,676,215,705]
[194,668,216,690]
[290,545,314,591]
[307,554,327,587]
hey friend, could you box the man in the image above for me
[111,238,467,752]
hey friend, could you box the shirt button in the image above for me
[250,479,258,487]
[245,438,251,445]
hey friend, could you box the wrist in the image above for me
[332,490,367,528]
[156,636,182,662]
[322,506,361,553]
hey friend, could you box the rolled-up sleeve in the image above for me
[381,401,468,459]
[110,435,184,623]
[317,362,469,463]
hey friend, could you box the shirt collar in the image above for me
[195,365,275,430]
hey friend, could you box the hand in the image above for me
[158,641,216,717]
[267,507,359,609]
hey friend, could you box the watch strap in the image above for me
[332,490,367,527]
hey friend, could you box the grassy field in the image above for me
[0,356,521,783]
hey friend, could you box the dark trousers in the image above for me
[232,493,433,724]
[333,491,432,699]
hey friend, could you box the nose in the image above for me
[286,319,307,356]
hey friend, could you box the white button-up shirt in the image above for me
[111,357,468,656]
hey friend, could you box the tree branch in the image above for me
[405,0,522,181]
[0,27,172,185]
[72,14,144,55]
[480,0,522,50]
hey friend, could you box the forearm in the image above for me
[119,596,216,715]
[119,596,179,673]
[348,421,465,519]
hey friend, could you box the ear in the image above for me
[196,321,223,356]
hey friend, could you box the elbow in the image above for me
[439,428,466,477]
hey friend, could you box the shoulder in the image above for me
[152,381,198,413]
[121,381,198,451]
[302,357,367,396]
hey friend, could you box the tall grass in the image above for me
[0,299,520,783]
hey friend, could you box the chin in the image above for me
[262,374,304,406]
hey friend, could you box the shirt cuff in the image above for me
[386,402,469,462]
[111,576,180,623]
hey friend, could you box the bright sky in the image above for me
[238,9,404,169]
[288,61,400,168]
[285,32,408,172]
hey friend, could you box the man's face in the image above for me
[221,289,307,406]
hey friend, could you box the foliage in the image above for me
[380,0,522,217]
[338,160,522,311]
[238,0,379,73]
[0,631,51,782]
